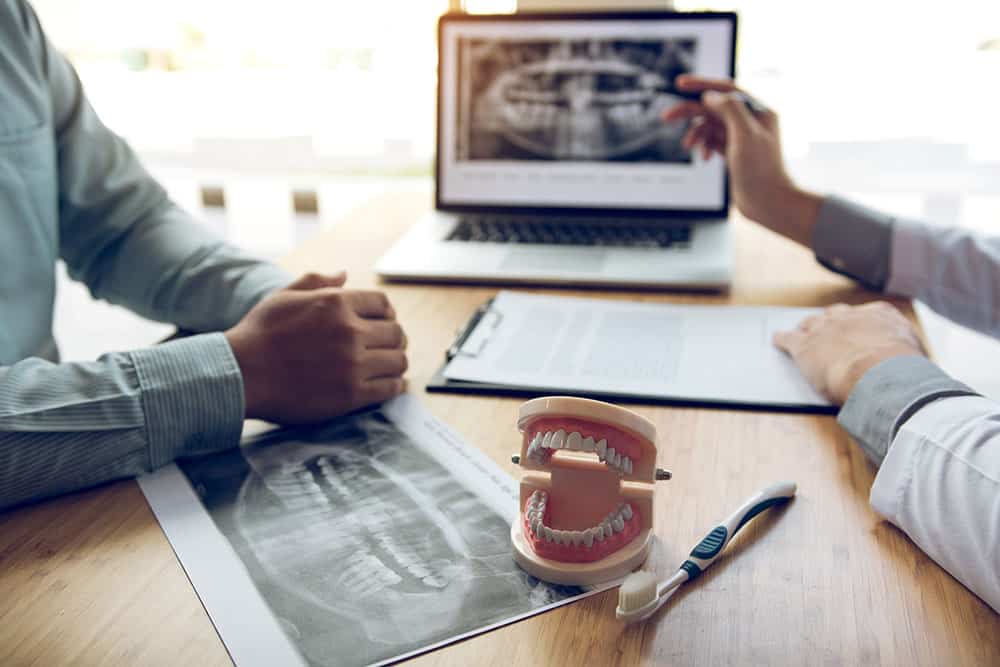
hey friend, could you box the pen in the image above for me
[667,88,769,116]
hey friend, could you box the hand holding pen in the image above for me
[661,75,822,249]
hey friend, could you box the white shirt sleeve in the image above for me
[814,196,1000,611]
[813,195,1000,338]
[870,395,1000,613]
[888,221,1000,337]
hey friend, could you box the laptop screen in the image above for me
[437,12,736,215]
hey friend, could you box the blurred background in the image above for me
[37,0,1000,396]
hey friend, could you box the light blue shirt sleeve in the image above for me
[0,0,292,511]
[0,335,246,509]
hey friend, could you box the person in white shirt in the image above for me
[664,75,999,613]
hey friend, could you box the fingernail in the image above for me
[703,90,721,104]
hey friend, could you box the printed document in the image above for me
[443,291,830,408]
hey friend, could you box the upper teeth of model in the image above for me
[524,490,633,547]
[526,429,634,475]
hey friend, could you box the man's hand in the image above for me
[225,272,408,423]
[662,75,822,248]
[774,302,927,404]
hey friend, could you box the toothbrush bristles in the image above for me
[616,570,658,619]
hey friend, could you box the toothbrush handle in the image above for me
[680,481,797,581]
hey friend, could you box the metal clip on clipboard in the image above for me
[446,297,503,361]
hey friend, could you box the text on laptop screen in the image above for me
[438,15,735,212]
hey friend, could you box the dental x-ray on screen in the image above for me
[456,36,696,163]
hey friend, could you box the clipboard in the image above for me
[426,295,838,415]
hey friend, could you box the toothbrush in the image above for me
[615,481,797,624]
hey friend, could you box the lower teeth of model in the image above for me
[524,490,632,547]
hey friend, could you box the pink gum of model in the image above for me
[510,396,660,586]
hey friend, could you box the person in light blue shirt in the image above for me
[0,0,408,511]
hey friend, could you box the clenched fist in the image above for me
[225,272,407,423]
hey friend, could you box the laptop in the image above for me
[375,10,738,290]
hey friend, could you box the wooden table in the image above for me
[2,185,997,666]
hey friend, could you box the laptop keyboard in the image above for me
[445,216,692,249]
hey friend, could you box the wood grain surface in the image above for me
[1,184,996,666]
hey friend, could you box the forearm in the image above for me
[83,200,293,331]
[869,394,1000,612]
[54,92,291,330]
[761,186,823,249]
[0,334,244,511]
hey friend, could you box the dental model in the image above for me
[510,396,670,586]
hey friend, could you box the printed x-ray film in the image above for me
[139,395,603,667]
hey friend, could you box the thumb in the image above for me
[773,328,804,356]
[702,90,756,137]
[287,271,348,291]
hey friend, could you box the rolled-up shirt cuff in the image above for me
[129,332,245,468]
[812,195,894,291]
[837,355,978,466]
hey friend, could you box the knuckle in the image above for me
[316,294,347,319]
[348,318,368,338]
[393,323,407,346]
[334,314,366,339]
[379,294,395,317]
[323,290,347,307]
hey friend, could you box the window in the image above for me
[33,0,452,174]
